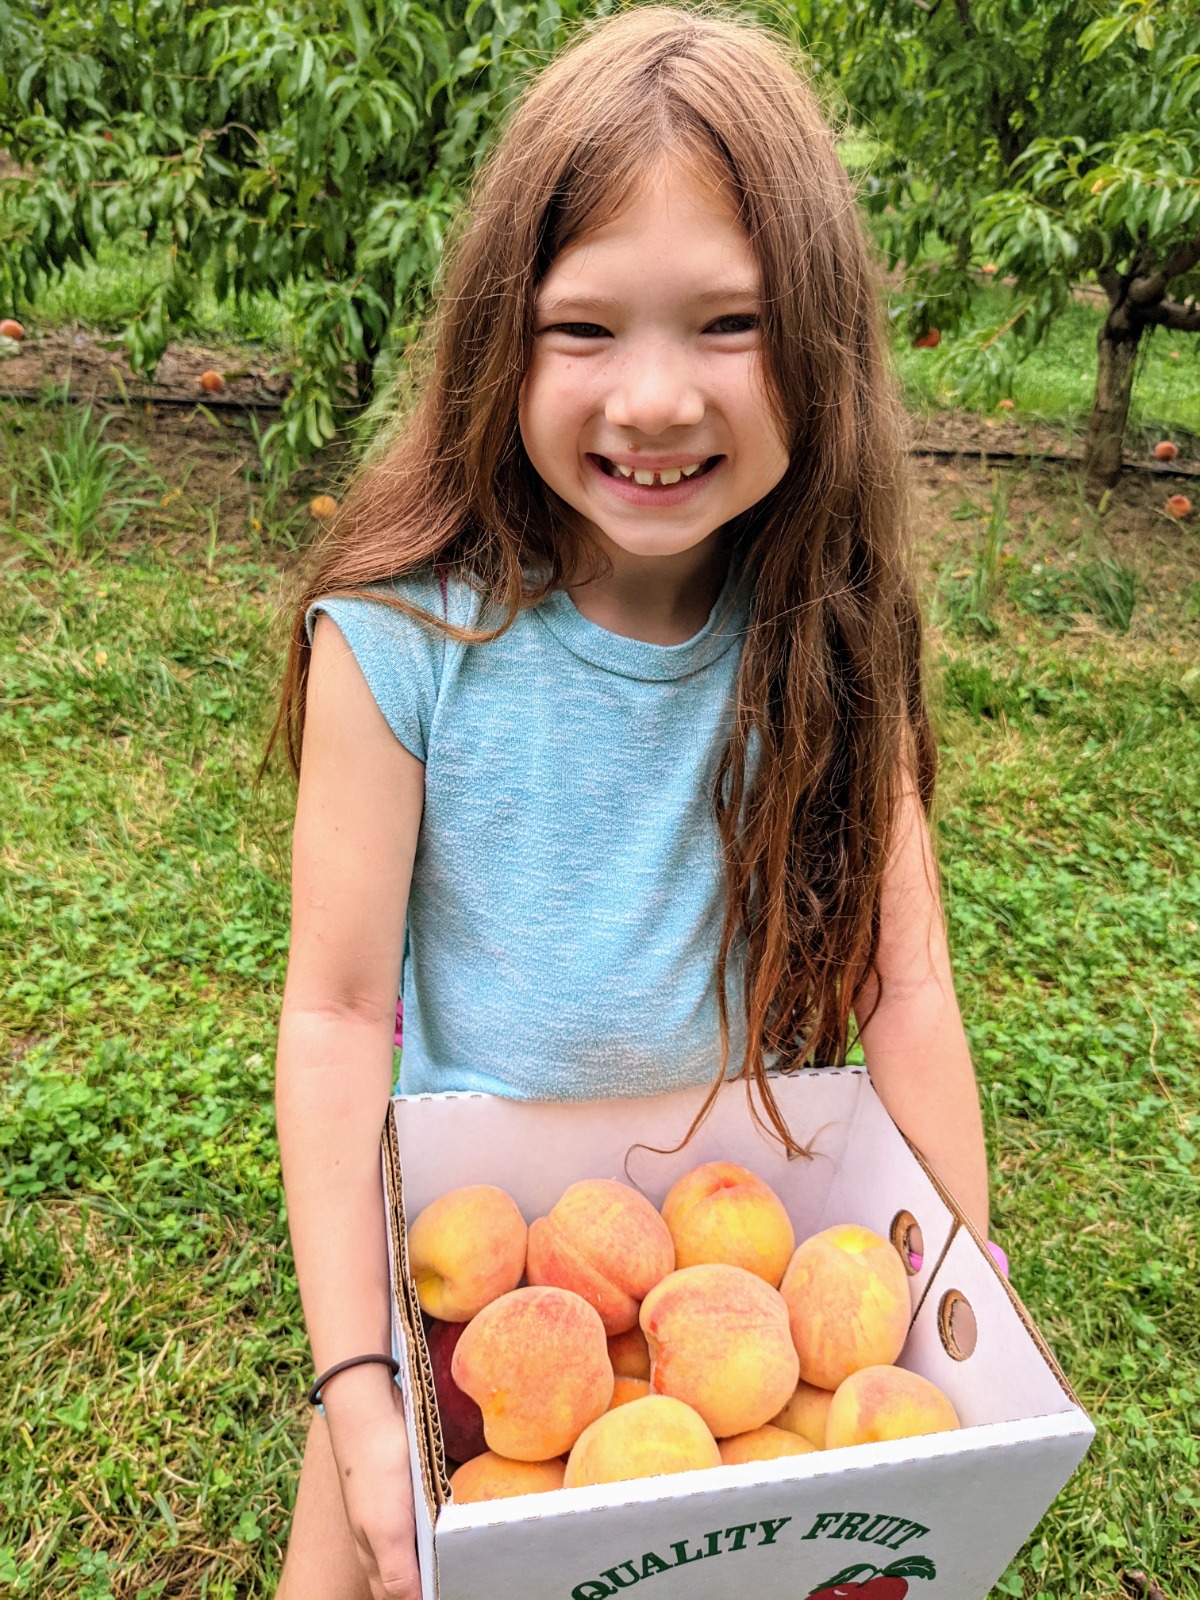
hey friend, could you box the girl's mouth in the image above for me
[587,453,724,504]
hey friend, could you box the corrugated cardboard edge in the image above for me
[897,1130,1083,1410]
[382,1109,452,1511]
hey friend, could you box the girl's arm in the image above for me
[852,786,991,1240]
[275,615,424,1587]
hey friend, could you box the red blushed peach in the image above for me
[780,1224,910,1390]
[565,1395,720,1487]
[425,1317,487,1463]
[607,1325,651,1380]
[452,1286,613,1460]
[407,1184,527,1322]
[772,1379,835,1449]
[825,1365,960,1449]
[661,1161,795,1287]
[640,1264,799,1438]
[449,1452,566,1503]
[527,1179,674,1336]
[718,1424,819,1465]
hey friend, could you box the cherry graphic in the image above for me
[806,1556,935,1600]
[807,1583,906,1600]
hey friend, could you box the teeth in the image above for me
[607,459,708,485]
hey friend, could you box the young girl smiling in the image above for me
[269,9,992,1597]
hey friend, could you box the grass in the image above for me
[891,283,1200,446]
[2,390,1200,1596]
[17,232,296,350]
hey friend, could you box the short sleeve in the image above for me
[305,570,450,761]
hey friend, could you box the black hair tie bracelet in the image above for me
[308,1353,400,1407]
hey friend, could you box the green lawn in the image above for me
[2,376,1199,1598]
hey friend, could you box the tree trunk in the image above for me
[1084,308,1144,492]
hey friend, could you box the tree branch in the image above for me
[1129,229,1200,302]
[1142,294,1200,332]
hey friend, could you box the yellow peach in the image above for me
[565,1395,720,1487]
[780,1224,910,1390]
[407,1184,527,1322]
[527,1179,675,1336]
[640,1264,799,1438]
[607,1325,651,1380]
[608,1377,652,1410]
[449,1451,565,1502]
[772,1380,834,1449]
[718,1424,819,1465]
[451,1286,613,1461]
[662,1161,795,1286]
[825,1365,960,1449]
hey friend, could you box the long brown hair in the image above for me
[265,3,936,1153]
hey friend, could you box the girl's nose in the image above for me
[604,348,706,434]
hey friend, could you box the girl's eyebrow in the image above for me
[536,284,761,316]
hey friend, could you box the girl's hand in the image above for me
[323,1367,422,1600]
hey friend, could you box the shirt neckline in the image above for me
[533,563,749,682]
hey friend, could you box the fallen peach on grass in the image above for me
[661,1161,795,1286]
[773,1379,835,1449]
[565,1395,720,1488]
[527,1178,674,1336]
[407,1184,527,1322]
[640,1263,799,1438]
[452,1286,613,1460]
[718,1424,819,1465]
[780,1224,910,1391]
[449,1452,566,1503]
[825,1365,960,1449]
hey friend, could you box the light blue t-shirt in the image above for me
[306,565,750,1101]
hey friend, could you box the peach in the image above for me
[452,1286,612,1460]
[565,1395,720,1488]
[1154,440,1179,461]
[310,494,338,519]
[407,1184,527,1322]
[0,318,24,341]
[661,1161,795,1287]
[608,1377,652,1410]
[640,1264,799,1438]
[197,368,225,392]
[825,1365,960,1449]
[719,1424,819,1465]
[425,1317,487,1463]
[449,1451,565,1503]
[607,1325,651,1380]
[780,1224,910,1390]
[772,1379,835,1449]
[527,1179,674,1336]
[1166,494,1193,518]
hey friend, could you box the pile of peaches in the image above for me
[409,1162,959,1505]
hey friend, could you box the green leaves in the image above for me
[0,0,566,473]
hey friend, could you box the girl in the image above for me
[269,8,994,1598]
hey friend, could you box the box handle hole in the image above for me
[938,1289,977,1361]
[890,1209,925,1275]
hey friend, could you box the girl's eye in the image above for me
[708,313,760,334]
[542,322,610,339]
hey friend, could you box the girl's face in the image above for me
[519,151,790,574]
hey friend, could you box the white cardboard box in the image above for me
[381,1068,1093,1600]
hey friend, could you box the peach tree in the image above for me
[0,0,600,469]
[795,0,1200,487]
